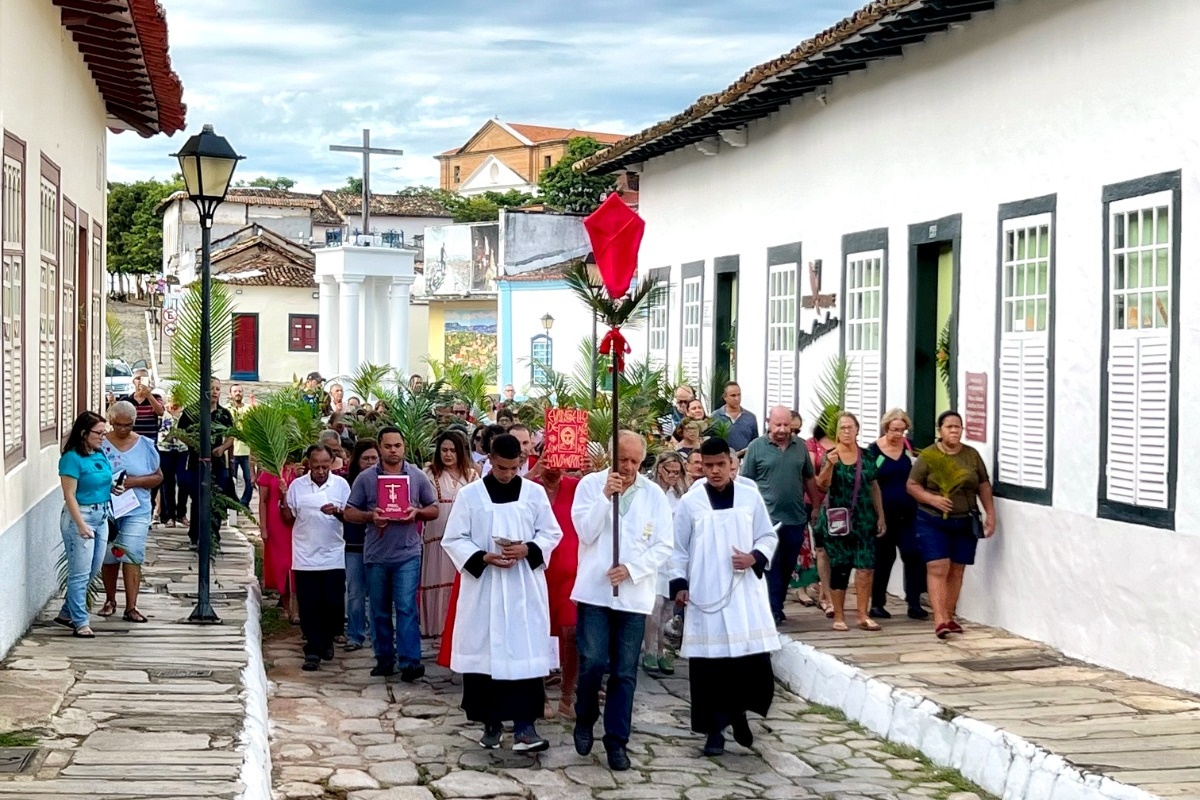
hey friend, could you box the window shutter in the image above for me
[996,337,1049,489]
[681,275,702,385]
[845,354,881,447]
[1106,335,1170,508]
[766,263,796,409]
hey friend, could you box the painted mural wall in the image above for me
[424,222,499,295]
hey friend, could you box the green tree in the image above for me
[234,176,297,190]
[537,137,616,213]
[107,175,183,282]
[339,175,363,195]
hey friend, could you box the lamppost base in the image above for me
[187,604,222,624]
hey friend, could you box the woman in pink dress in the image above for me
[258,462,303,622]
[419,430,477,637]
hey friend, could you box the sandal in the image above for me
[123,609,148,623]
[831,621,849,632]
[820,600,835,619]
[857,620,882,632]
[73,626,96,639]
[52,616,75,630]
[98,600,117,617]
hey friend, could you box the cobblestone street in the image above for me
[265,628,989,800]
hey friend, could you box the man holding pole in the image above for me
[570,430,673,771]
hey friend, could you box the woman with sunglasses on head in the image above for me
[55,412,119,638]
[867,409,927,621]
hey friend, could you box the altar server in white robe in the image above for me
[670,436,780,757]
[442,433,562,753]
[570,430,674,772]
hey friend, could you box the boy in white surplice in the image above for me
[670,436,781,757]
[441,433,563,753]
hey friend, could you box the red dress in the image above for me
[257,469,296,594]
[437,474,579,668]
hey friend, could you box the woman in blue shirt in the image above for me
[56,411,118,637]
[99,401,162,623]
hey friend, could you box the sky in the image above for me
[109,0,866,193]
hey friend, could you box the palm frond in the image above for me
[919,445,970,518]
[937,317,953,394]
[562,263,665,329]
[812,354,850,435]
[346,363,392,404]
[170,280,236,412]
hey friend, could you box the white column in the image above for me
[318,276,339,379]
[373,279,389,367]
[390,276,414,377]
[338,276,363,377]
[360,278,376,365]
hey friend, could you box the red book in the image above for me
[377,475,411,520]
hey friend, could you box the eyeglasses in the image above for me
[887,426,908,434]
[88,427,106,436]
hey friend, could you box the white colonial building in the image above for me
[582,0,1200,691]
[0,0,185,655]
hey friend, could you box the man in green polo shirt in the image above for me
[741,406,820,625]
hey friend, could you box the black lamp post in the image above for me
[172,124,243,624]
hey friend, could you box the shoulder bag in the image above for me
[823,450,862,537]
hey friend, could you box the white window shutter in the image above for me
[844,355,881,447]
[767,351,795,410]
[1106,335,1170,509]
[996,337,1049,489]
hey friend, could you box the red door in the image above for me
[231,313,259,381]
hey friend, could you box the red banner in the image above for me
[541,408,590,470]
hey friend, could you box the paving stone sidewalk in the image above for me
[0,524,258,799]
[779,593,1200,799]
[265,626,993,800]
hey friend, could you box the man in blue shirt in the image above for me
[712,382,759,453]
[345,426,438,679]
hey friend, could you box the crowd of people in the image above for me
[58,367,998,767]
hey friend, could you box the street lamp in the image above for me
[172,124,243,624]
[541,313,555,333]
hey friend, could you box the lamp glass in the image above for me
[541,313,554,332]
[178,155,239,201]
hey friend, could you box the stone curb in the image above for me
[236,547,272,800]
[771,636,1162,800]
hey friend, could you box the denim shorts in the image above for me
[104,513,152,565]
[915,509,977,565]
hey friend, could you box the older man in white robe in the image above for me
[570,430,674,771]
[442,433,563,753]
[671,436,780,757]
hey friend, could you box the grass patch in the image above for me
[253,539,264,583]
[0,730,37,747]
[260,604,289,637]
[879,740,926,762]
[804,702,847,722]
[930,767,990,799]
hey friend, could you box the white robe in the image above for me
[670,481,781,659]
[441,478,563,680]
[570,473,674,615]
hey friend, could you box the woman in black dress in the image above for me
[867,409,928,620]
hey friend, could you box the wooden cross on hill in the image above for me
[328,128,404,235]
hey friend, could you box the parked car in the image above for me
[104,359,134,398]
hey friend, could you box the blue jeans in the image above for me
[575,603,646,749]
[768,524,807,620]
[231,455,253,507]
[104,512,152,565]
[60,504,110,627]
[366,557,421,667]
[345,550,369,646]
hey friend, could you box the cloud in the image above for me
[108,0,865,192]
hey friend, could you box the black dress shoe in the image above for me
[400,664,426,682]
[702,733,725,756]
[370,659,395,677]
[573,723,594,756]
[322,646,335,661]
[302,656,320,672]
[908,606,930,620]
[869,606,892,619]
[606,745,631,771]
[731,713,754,747]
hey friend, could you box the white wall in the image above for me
[166,200,313,283]
[503,283,594,395]
[635,0,1200,690]
[210,286,317,385]
[0,0,113,652]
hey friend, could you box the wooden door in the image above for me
[231,313,259,381]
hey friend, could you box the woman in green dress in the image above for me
[814,412,888,632]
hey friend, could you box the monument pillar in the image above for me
[338,276,363,377]
[390,276,414,377]
[318,276,339,379]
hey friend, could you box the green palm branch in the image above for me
[919,445,970,519]
[563,262,665,330]
[345,363,392,405]
[373,387,439,467]
[936,317,953,394]
[812,354,850,436]
[168,281,236,412]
